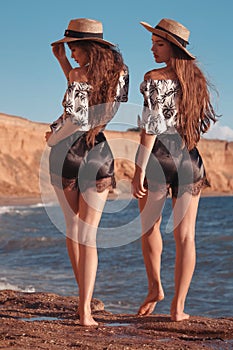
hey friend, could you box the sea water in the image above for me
[1,196,233,317]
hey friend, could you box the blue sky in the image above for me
[1,0,233,140]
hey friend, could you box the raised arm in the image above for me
[52,43,72,80]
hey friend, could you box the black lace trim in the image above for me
[50,173,116,193]
[144,177,210,198]
[144,179,170,196]
[174,178,210,198]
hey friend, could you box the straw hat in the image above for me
[140,18,195,59]
[51,18,115,46]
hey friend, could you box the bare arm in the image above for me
[132,129,156,198]
[52,43,72,80]
[46,68,89,147]
[47,118,83,146]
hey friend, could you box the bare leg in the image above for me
[78,187,109,326]
[171,193,200,321]
[137,191,166,316]
[53,186,80,287]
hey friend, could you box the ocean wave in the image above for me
[0,206,15,215]
[0,205,36,216]
[1,236,59,252]
[0,201,57,217]
[29,202,58,208]
[0,278,35,293]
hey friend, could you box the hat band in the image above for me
[64,29,103,39]
[155,25,188,47]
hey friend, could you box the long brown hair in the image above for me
[70,41,124,146]
[170,44,219,150]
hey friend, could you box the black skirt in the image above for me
[49,131,116,192]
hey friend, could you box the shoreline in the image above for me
[0,195,42,207]
[0,191,233,207]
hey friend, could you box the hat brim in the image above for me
[140,21,195,60]
[51,36,115,47]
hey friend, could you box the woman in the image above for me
[132,18,218,321]
[45,18,128,326]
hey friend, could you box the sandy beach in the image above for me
[0,196,42,207]
[0,190,232,207]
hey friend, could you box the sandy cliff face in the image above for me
[0,114,48,197]
[0,113,232,198]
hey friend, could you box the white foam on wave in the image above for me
[29,201,57,208]
[0,206,15,215]
[0,278,35,293]
[0,207,34,217]
[0,201,58,215]
[0,201,57,216]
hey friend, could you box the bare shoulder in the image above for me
[144,69,157,80]
[144,68,177,80]
[69,67,88,83]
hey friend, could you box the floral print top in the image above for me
[138,79,180,135]
[50,66,129,135]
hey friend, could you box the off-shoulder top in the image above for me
[138,79,180,135]
[48,66,129,146]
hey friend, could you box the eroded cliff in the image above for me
[0,113,232,198]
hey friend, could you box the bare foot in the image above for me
[138,301,157,316]
[170,299,190,321]
[79,314,98,326]
[171,312,190,322]
[137,288,164,316]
